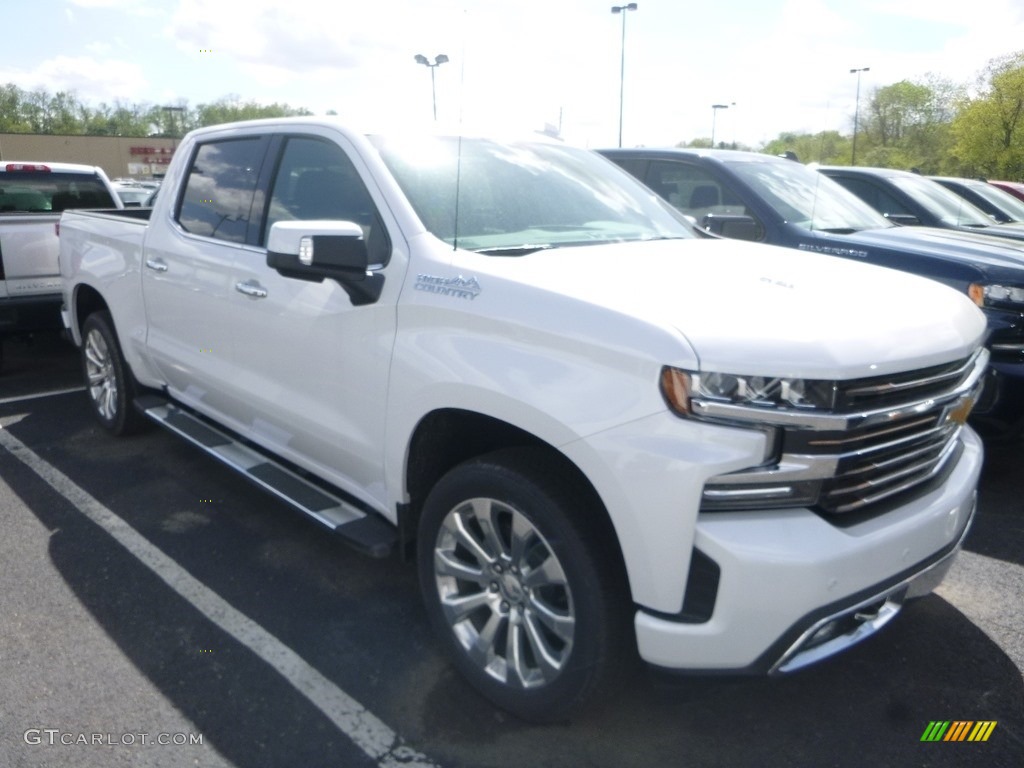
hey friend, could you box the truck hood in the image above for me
[470,237,986,380]
[851,225,1024,272]
[951,220,1024,242]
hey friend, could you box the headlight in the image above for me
[660,366,826,510]
[660,366,834,416]
[969,283,1024,309]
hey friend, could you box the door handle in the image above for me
[145,257,168,272]
[235,280,268,299]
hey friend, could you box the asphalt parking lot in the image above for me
[1,333,1022,768]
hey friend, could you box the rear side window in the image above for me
[646,160,754,220]
[178,138,266,244]
[0,172,116,213]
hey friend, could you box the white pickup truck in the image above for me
[59,118,988,721]
[0,161,120,367]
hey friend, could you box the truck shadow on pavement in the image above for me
[2,396,1023,768]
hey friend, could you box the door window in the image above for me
[646,160,753,220]
[263,136,388,265]
[831,177,912,219]
[178,138,266,244]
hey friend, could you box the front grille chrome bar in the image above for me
[700,349,987,515]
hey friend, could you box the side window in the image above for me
[646,161,755,221]
[611,157,647,179]
[833,177,912,218]
[263,137,388,264]
[178,138,265,244]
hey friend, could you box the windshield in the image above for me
[965,181,1024,222]
[725,159,891,232]
[369,135,693,252]
[889,175,993,227]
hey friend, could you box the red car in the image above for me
[989,179,1024,203]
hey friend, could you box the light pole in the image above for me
[850,66,869,165]
[414,53,449,121]
[710,103,730,148]
[611,3,638,147]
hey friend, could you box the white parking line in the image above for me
[0,386,86,406]
[0,427,442,768]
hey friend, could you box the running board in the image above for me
[135,395,396,558]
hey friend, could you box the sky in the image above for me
[4,0,1024,148]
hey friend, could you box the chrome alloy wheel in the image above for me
[84,327,118,422]
[433,497,576,689]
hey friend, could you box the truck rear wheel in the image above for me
[81,311,147,435]
[417,448,630,722]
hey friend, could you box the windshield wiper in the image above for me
[815,227,860,234]
[474,244,554,256]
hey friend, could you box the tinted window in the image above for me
[646,160,756,220]
[178,138,265,243]
[829,176,913,220]
[264,136,388,264]
[0,172,116,213]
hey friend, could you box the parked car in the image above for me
[930,176,1024,224]
[0,161,121,368]
[599,147,1024,431]
[988,179,1024,203]
[59,118,988,720]
[111,182,155,207]
[817,165,1024,244]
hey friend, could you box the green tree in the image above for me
[761,131,851,164]
[194,96,312,128]
[952,51,1024,178]
[858,76,962,172]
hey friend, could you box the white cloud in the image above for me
[0,56,148,103]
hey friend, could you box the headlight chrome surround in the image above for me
[659,366,834,511]
[660,366,835,416]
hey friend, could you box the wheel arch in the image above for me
[400,408,628,583]
[70,282,110,345]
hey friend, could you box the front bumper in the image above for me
[634,425,983,673]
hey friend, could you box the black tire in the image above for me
[80,311,147,435]
[417,447,631,723]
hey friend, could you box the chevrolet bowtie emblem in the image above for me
[946,395,975,426]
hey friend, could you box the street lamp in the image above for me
[161,105,185,160]
[850,66,869,165]
[611,3,638,147]
[414,53,449,121]
[710,103,730,148]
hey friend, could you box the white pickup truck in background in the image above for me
[59,118,988,721]
[0,161,120,368]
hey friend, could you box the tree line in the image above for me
[687,51,1024,180]
[5,49,1024,180]
[0,86,313,138]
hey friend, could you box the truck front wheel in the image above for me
[417,448,630,722]
[81,311,146,435]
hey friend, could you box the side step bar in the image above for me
[135,395,396,558]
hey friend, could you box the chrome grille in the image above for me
[810,354,979,514]
[697,348,988,516]
[834,353,982,411]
